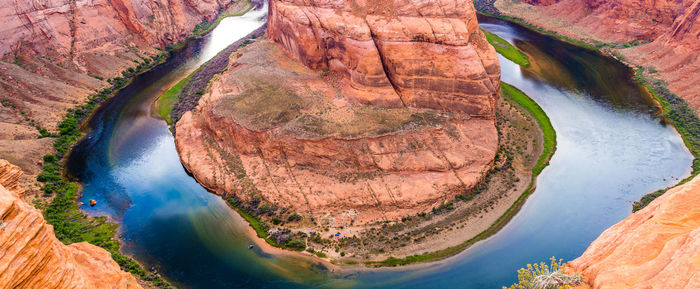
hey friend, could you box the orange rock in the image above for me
[0,159,22,192]
[0,160,142,289]
[569,175,700,289]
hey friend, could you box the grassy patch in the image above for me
[482,29,530,67]
[156,72,194,124]
[365,82,556,267]
[501,82,556,175]
[632,68,700,212]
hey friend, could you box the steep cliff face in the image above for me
[569,175,700,289]
[0,160,142,289]
[176,0,500,227]
[0,0,231,64]
[0,0,233,186]
[268,0,501,115]
[494,0,699,110]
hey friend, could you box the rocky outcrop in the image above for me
[268,0,501,115]
[0,160,142,289]
[0,159,22,192]
[569,175,700,289]
[0,0,234,185]
[494,0,699,110]
[176,0,500,227]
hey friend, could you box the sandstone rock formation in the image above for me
[0,0,235,185]
[176,0,500,227]
[0,160,142,289]
[494,0,699,110]
[569,175,700,289]
[268,0,501,115]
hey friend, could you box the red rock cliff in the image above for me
[0,159,142,289]
[569,175,700,289]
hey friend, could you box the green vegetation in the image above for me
[482,29,530,67]
[365,82,557,267]
[504,257,582,289]
[155,73,194,124]
[632,68,700,212]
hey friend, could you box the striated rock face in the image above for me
[569,175,700,289]
[496,0,699,110]
[268,0,501,115]
[0,160,142,289]
[176,0,500,227]
[0,159,22,192]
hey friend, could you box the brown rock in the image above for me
[569,175,700,289]
[0,160,142,289]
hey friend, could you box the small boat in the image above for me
[248,244,254,250]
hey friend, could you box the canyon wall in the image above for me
[494,0,699,110]
[0,0,234,188]
[0,1,237,287]
[176,0,500,227]
[0,159,142,289]
[569,175,700,289]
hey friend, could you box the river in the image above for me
[65,6,693,289]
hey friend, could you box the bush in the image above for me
[505,257,582,289]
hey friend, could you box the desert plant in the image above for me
[505,257,582,289]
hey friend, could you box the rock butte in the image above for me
[496,0,699,110]
[0,159,142,289]
[175,0,501,226]
[569,175,700,289]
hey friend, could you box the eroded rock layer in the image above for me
[176,0,500,226]
[0,160,142,289]
[495,0,699,110]
[569,175,700,289]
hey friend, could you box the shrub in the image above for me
[505,257,582,289]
